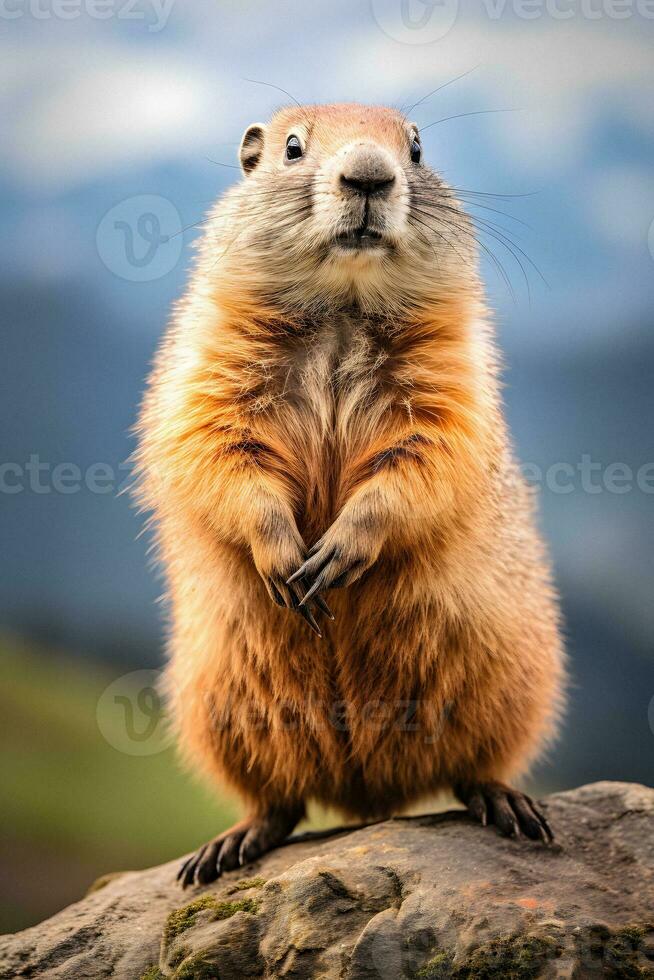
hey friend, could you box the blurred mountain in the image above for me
[1,277,163,665]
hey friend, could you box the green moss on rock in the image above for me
[418,934,563,979]
[174,953,220,980]
[164,897,218,946]
[163,895,260,947]
[169,945,191,970]
[463,935,562,979]
[418,924,654,980]
[417,950,455,978]
[139,968,166,980]
[213,897,260,920]
[580,922,654,978]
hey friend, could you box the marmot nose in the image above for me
[340,173,395,196]
[341,174,395,194]
[339,146,396,197]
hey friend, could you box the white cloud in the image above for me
[2,6,653,190]
[2,42,224,189]
[1,47,223,188]
[331,17,654,173]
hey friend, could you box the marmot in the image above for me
[135,103,566,888]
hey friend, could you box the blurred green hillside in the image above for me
[0,632,239,935]
[1,631,555,937]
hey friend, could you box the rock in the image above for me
[1,782,653,979]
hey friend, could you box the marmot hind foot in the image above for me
[454,780,554,844]
[178,803,304,888]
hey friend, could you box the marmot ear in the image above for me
[239,124,265,175]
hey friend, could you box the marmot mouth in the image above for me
[334,227,385,250]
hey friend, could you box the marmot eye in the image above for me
[410,137,422,164]
[285,135,303,161]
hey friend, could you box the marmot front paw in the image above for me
[287,518,381,607]
[251,530,333,635]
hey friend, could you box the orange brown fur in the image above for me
[135,104,565,830]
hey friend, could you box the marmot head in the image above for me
[208,104,477,313]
